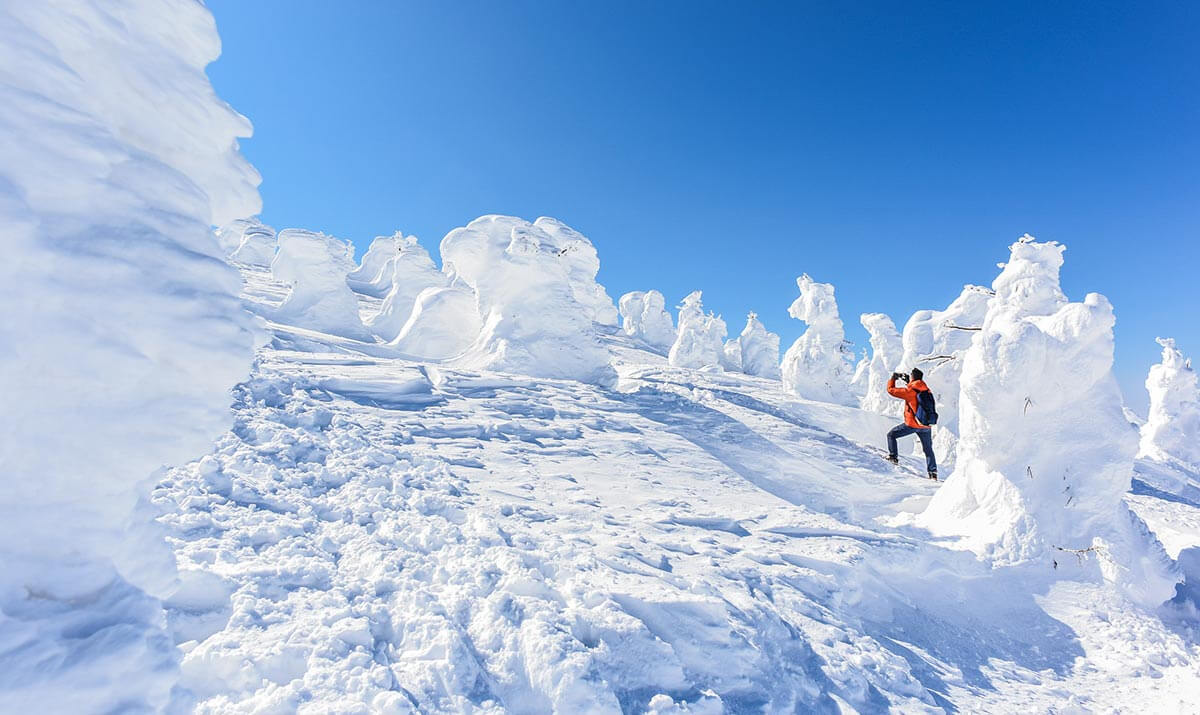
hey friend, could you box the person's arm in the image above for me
[887,374,913,399]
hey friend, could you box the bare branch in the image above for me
[943,323,982,331]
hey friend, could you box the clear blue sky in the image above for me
[205,0,1197,413]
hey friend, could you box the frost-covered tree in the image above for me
[533,217,620,327]
[272,229,372,341]
[218,217,276,266]
[733,312,782,380]
[348,232,409,298]
[857,313,903,416]
[781,274,855,405]
[668,291,728,369]
[1139,337,1200,471]
[918,236,1177,607]
[619,290,676,351]
[368,236,447,341]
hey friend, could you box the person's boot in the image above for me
[928,470,938,481]
[884,454,899,465]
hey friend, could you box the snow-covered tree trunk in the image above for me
[668,290,727,370]
[857,313,903,417]
[781,274,854,405]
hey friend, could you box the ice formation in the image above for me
[917,237,1178,606]
[367,236,448,341]
[390,285,482,359]
[347,232,407,298]
[0,0,259,709]
[897,284,993,467]
[732,312,782,380]
[618,290,677,351]
[781,274,855,405]
[668,291,728,370]
[857,313,904,417]
[439,215,616,385]
[272,229,373,341]
[532,217,620,326]
[226,219,276,267]
[1139,338,1200,471]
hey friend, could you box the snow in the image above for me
[1140,337,1200,473]
[781,274,855,405]
[916,237,1179,607]
[729,312,782,380]
[619,290,677,351]
[347,232,411,298]
[532,217,620,327]
[271,229,373,341]
[391,285,482,359]
[367,235,447,341]
[667,291,728,370]
[224,218,276,267]
[0,0,259,710]
[856,313,903,417]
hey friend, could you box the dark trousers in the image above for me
[887,424,937,473]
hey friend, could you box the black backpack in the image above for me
[915,388,938,425]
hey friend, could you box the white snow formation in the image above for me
[781,274,855,405]
[722,337,745,372]
[918,237,1178,607]
[618,290,677,351]
[224,218,277,267]
[347,231,408,298]
[367,236,448,341]
[0,1,259,711]
[857,313,904,417]
[439,215,617,385]
[668,291,729,369]
[272,229,373,341]
[390,284,483,358]
[898,284,993,467]
[1139,338,1200,472]
[533,216,620,326]
[731,312,782,380]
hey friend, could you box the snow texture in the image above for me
[618,290,677,351]
[224,218,276,267]
[917,237,1179,607]
[440,215,617,385]
[347,231,408,298]
[390,285,482,359]
[0,0,259,710]
[857,313,904,417]
[1140,337,1200,471]
[668,291,728,370]
[367,235,448,341]
[272,229,372,341]
[731,312,782,380]
[781,274,855,405]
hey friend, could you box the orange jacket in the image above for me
[887,377,932,428]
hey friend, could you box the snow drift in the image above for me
[856,313,903,417]
[917,237,1178,606]
[0,0,259,710]
[272,229,372,341]
[619,290,677,351]
[668,291,728,370]
[366,235,447,341]
[1139,337,1200,472]
[781,274,855,405]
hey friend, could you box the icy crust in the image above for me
[781,274,855,405]
[0,0,259,710]
[856,313,903,417]
[1140,338,1200,472]
[729,313,782,380]
[272,229,372,341]
[367,236,447,341]
[898,284,992,467]
[918,238,1178,606]
[668,291,728,370]
[440,215,617,385]
[348,232,407,298]
[618,290,677,351]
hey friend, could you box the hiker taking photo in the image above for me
[883,368,939,480]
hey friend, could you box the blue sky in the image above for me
[206,1,1197,412]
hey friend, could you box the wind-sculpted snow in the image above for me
[619,290,677,351]
[391,285,482,359]
[367,236,448,341]
[917,237,1179,607]
[348,232,408,298]
[668,291,728,370]
[0,0,259,710]
[533,217,620,326]
[272,229,373,341]
[728,312,782,380]
[1140,338,1200,473]
[440,215,617,385]
[857,313,904,417]
[781,274,855,405]
[221,218,277,267]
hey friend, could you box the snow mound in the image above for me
[619,290,677,351]
[857,313,903,417]
[781,274,855,405]
[917,237,1178,606]
[272,229,372,341]
[728,313,782,380]
[347,231,407,298]
[898,284,992,468]
[367,235,448,341]
[0,0,259,709]
[668,291,728,370]
[223,218,276,267]
[440,215,616,385]
[391,285,482,359]
[532,217,620,326]
[1139,337,1200,472]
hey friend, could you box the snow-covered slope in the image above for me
[151,261,1200,713]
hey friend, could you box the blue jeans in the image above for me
[887,424,937,473]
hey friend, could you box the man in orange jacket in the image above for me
[884,367,938,480]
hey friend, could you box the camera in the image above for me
[893,372,910,383]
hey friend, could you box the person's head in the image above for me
[910,367,923,382]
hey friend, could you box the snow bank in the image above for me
[857,313,903,417]
[917,237,1178,606]
[781,274,855,405]
[347,232,406,298]
[0,0,259,709]
[272,229,372,341]
[367,236,447,341]
[221,218,276,267]
[668,291,728,369]
[619,290,677,351]
[898,284,992,467]
[730,313,782,380]
[1139,338,1200,471]
[440,215,616,385]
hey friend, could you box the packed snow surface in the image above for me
[781,274,855,406]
